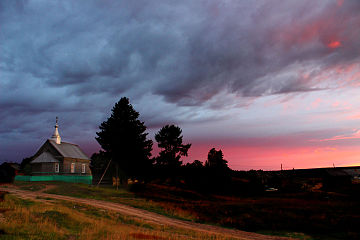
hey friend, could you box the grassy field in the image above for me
[11,181,360,239]
[0,191,235,240]
[14,181,196,222]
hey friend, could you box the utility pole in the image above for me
[116,163,119,190]
[97,158,112,187]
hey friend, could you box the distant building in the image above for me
[7,163,20,175]
[0,162,18,183]
[15,118,92,184]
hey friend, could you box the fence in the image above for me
[15,175,92,184]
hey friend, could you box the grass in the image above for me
[43,182,198,222]
[13,181,46,192]
[0,193,235,240]
[12,181,360,239]
[36,196,54,200]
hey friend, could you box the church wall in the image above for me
[31,163,42,174]
[31,162,58,175]
[63,157,92,175]
[32,160,91,175]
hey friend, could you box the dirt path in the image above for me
[0,187,292,240]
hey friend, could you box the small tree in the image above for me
[186,160,203,168]
[90,151,109,175]
[205,148,229,171]
[20,156,33,175]
[155,125,191,167]
[95,97,153,179]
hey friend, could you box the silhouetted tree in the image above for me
[20,156,33,175]
[155,125,191,167]
[0,163,16,183]
[205,148,229,171]
[90,151,109,175]
[185,160,203,168]
[95,97,153,179]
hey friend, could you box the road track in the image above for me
[0,187,292,240]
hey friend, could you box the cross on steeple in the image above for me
[51,117,61,144]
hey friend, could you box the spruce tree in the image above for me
[96,97,153,178]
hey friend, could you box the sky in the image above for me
[1,0,360,170]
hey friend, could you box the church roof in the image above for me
[48,139,90,160]
[32,151,60,163]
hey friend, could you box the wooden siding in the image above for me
[31,162,58,175]
[63,158,91,175]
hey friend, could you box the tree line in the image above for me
[91,97,230,184]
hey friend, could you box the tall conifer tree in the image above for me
[96,97,153,178]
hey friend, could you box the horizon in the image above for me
[1,0,360,170]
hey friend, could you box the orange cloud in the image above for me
[311,98,322,109]
[275,20,344,51]
[327,40,341,49]
[337,0,344,7]
[347,114,360,120]
[314,147,337,153]
[313,129,360,142]
[332,101,340,107]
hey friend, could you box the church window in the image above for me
[71,163,75,173]
[82,164,86,173]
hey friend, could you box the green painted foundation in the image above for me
[15,175,93,184]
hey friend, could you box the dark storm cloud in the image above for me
[3,0,360,104]
[1,0,360,162]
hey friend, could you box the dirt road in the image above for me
[0,187,291,240]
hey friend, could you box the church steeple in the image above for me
[51,117,61,144]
